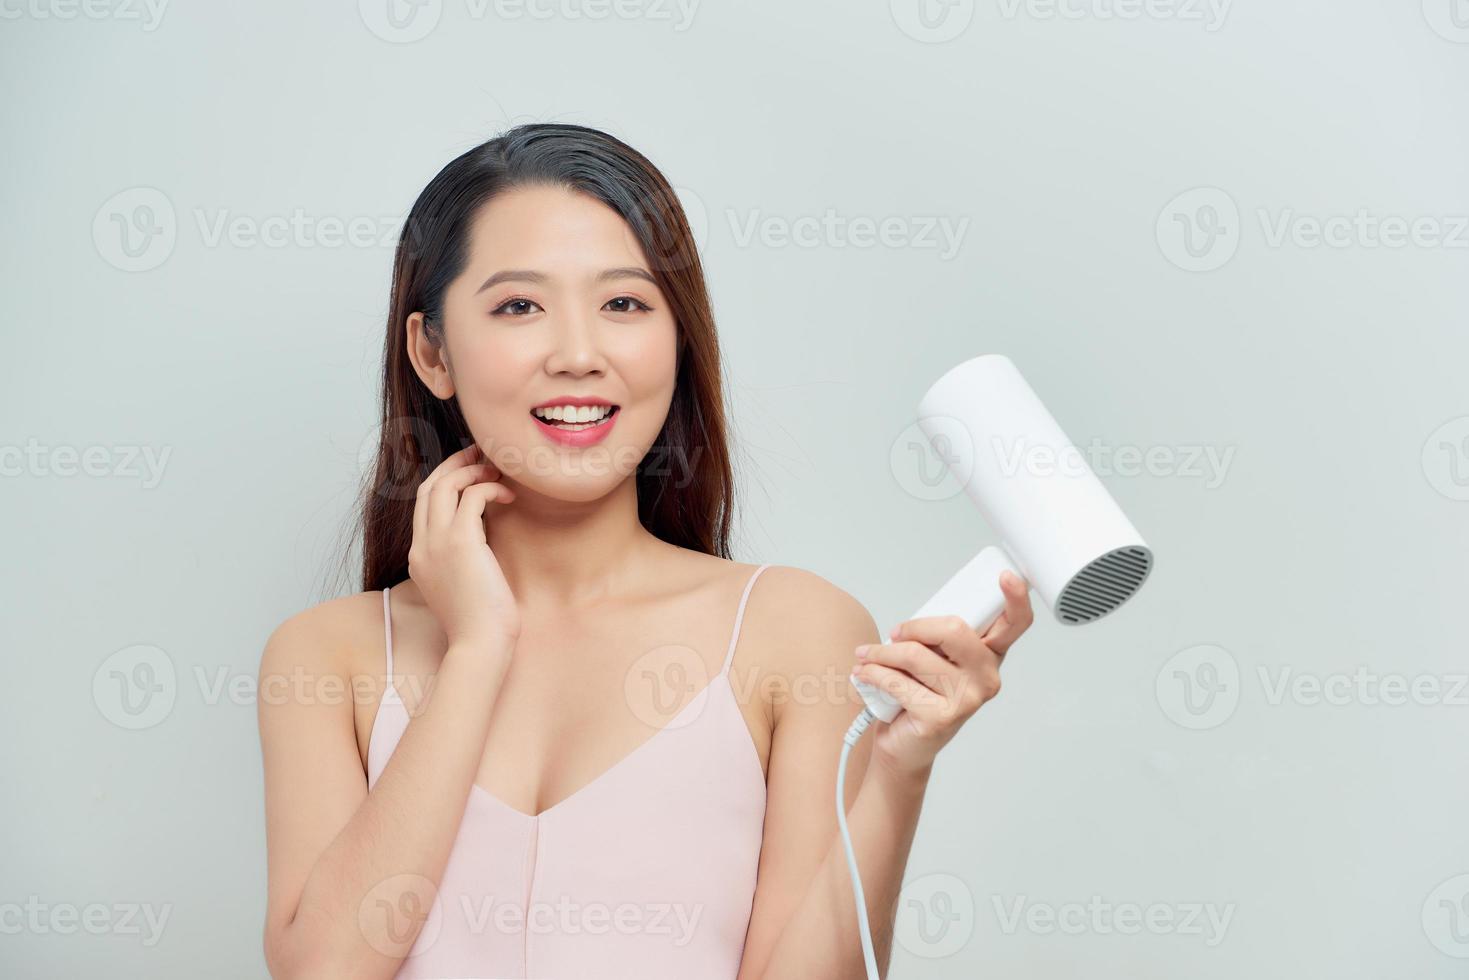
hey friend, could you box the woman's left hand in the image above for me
[851,570,1034,778]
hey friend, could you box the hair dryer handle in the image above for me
[850,546,1022,723]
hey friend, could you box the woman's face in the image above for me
[412,183,679,502]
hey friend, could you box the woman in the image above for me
[256,123,1033,979]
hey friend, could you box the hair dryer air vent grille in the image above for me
[1056,546,1154,625]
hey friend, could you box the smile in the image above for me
[529,404,621,446]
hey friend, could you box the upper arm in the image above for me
[737,567,882,980]
[256,597,373,967]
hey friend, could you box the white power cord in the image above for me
[837,707,882,980]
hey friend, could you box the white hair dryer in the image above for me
[850,354,1154,722]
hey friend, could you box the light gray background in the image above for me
[3,1,1467,976]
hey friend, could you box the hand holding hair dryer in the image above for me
[850,353,1155,722]
[839,353,1156,980]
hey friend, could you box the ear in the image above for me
[405,311,455,399]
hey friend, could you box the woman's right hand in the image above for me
[408,442,521,650]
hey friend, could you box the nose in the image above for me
[543,306,608,377]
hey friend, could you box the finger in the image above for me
[414,444,480,537]
[453,481,515,534]
[982,571,1034,656]
[852,662,952,717]
[429,463,500,531]
[888,614,988,668]
[460,443,503,482]
[866,643,976,705]
[859,639,959,690]
[430,442,482,480]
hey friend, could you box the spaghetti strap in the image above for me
[720,564,771,676]
[381,586,396,699]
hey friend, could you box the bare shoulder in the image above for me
[257,589,389,697]
[741,563,882,678]
[746,563,880,636]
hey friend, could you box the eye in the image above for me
[604,296,652,314]
[492,297,542,317]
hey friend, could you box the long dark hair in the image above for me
[346,123,736,594]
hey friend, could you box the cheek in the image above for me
[446,335,534,423]
[619,321,679,396]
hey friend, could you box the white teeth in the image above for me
[533,404,614,423]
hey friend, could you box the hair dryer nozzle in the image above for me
[1055,544,1154,624]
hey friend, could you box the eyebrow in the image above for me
[473,267,657,295]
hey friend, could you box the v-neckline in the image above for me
[464,671,735,821]
[368,562,772,822]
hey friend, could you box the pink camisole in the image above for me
[365,563,772,979]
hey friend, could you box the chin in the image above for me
[495,447,637,502]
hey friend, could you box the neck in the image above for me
[482,475,664,612]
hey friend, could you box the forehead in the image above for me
[464,183,649,275]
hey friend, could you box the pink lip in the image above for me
[531,406,620,447]
[531,395,618,410]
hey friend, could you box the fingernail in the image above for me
[856,645,869,659]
